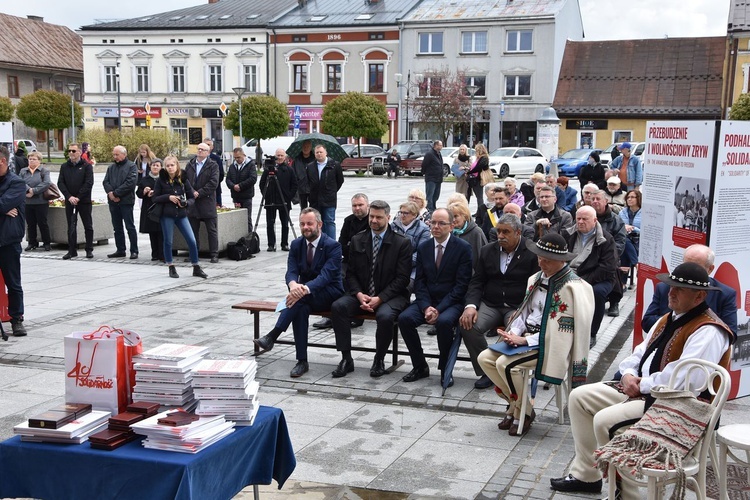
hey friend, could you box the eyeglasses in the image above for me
[397,211,415,216]
[429,221,451,227]
[67,150,78,153]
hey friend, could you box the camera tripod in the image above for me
[251,164,298,247]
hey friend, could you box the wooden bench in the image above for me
[232,299,471,371]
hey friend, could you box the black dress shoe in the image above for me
[281,244,289,251]
[313,318,333,329]
[130,252,138,259]
[331,359,354,378]
[210,256,219,264]
[290,361,309,378]
[24,244,37,251]
[402,365,430,382]
[267,246,276,252]
[550,474,602,493]
[350,319,364,328]
[192,265,208,279]
[108,252,126,258]
[169,265,179,279]
[370,358,388,378]
[86,251,94,259]
[474,374,493,389]
[427,326,437,336]
[62,252,77,260]
[43,244,51,251]
[253,334,276,354]
[608,303,620,317]
[151,257,159,261]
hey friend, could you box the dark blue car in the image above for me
[547,148,603,177]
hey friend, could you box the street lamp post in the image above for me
[394,71,423,141]
[115,62,122,133]
[66,83,78,144]
[232,86,246,147]
[466,84,479,147]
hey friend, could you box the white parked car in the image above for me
[14,139,38,152]
[241,136,295,162]
[488,147,548,178]
[600,142,645,166]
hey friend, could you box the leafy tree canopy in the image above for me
[322,92,389,145]
[225,95,289,142]
[16,90,81,132]
[0,96,14,122]
[729,93,750,120]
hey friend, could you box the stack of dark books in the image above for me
[15,403,110,444]
[193,359,260,426]
[132,344,210,412]
[88,401,160,450]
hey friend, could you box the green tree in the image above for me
[16,90,82,160]
[730,93,750,120]
[322,92,389,156]
[0,96,14,122]
[225,95,288,163]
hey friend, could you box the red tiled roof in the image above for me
[0,13,82,73]
[553,37,724,118]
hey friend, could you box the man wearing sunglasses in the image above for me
[58,143,95,259]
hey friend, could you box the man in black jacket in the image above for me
[330,200,412,378]
[260,148,297,252]
[58,143,94,259]
[0,145,27,337]
[591,190,627,317]
[204,138,225,207]
[102,145,139,259]
[307,144,344,239]
[565,206,618,346]
[185,142,220,263]
[225,148,256,234]
[421,140,443,211]
[460,214,540,388]
[292,140,314,209]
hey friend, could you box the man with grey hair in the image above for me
[103,145,139,259]
[330,200,412,378]
[460,213,540,388]
[184,142,220,263]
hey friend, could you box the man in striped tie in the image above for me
[330,200,413,378]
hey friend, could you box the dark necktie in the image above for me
[307,242,314,267]
[369,234,381,295]
[436,243,443,269]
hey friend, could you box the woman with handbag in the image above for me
[466,143,492,215]
[152,156,207,279]
[136,158,164,262]
[452,144,471,199]
[19,152,51,251]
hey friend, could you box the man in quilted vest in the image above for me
[551,261,735,499]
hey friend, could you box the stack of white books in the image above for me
[132,344,210,412]
[14,410,111,444]
[193,359,260,426]
[130,411,235,454]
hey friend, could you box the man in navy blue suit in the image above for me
[643,244,737,334]
[253,207,345,377]
[398,208,473,386]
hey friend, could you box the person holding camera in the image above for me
[387,149,401,178]
[152,156,207,279]
[260,148,297,252]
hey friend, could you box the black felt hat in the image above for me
[525,233,576,262]
[656,262,719,290]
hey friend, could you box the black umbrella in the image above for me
[441,328,463,396]
[285,133,348,163]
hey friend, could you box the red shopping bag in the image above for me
[64,326,142,414]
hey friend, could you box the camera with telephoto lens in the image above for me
[263,155,276,174]
[178,193,188,207]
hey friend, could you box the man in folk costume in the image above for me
[551,262,735,498]
[478,233,594,436]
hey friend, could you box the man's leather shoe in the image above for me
[370,358,388,378]
[313,318,333,329]
[350,319,364,328]
[62,252,77,260]
[549,474,602,493]
[290,361,309,378]
[253,333,277,354]
[267,246,276,252]
[402,365,429,382]
[10,318,27,337]
[210,256,219,264]
[192,265,208,279]
[426,326,437,336]
[86,251,93,259]
[24,244,37,251]
[474,374,493,389]
[281,244,289,251]
[43,244,51,251]
[608,303,620,317]
[108,252,126,258]
[331,359,354,378]
[130,252,138,259]
[509,409,535,436]
[497,414,514,430]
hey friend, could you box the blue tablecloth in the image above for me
[0,406,296,500]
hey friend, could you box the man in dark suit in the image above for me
[460,213,540,389]
[330,200,412,378]
[398,208,473,386]
[225,147,257,235]
[184,142,220,263]
[481,187,508,239]
[643,244,737,333]
[253,208,345,377]
[421,140,443,211]
[204,138,224,207]
[307,144,344,239]
[260,148,297,252]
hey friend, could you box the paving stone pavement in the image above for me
[1,174,748,499]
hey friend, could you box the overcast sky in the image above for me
[1,0,731,40]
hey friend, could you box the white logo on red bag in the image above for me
[66,341,115,389]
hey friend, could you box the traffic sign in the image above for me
[144,101,151,114]
[500,102,505,116]
[219,102,228,116]
[294,105,301,118]
[294,117,300,129]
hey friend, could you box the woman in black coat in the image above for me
[578,151,606,189]
[466,143,490,214]
[152,156,207,279]
[136,158,164,261]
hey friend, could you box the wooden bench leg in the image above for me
[386,322,405,373]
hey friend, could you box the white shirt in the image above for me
[507,275,550,346]
[195,159,205,177]
[619,312,730,395]
[317,160,327,177]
